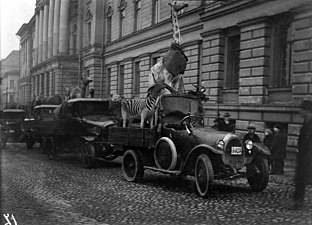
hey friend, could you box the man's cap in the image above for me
[274,124,283,131]
[247,124,256,130]
[223,112,231,118]
[299,100,312,112]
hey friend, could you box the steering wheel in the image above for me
[180,115,200,127]
[192,84,206,93]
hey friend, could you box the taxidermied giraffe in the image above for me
[169,1,188,45]
[148,1,188,91]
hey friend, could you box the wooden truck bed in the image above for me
[107,127,156,148]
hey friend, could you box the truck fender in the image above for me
[81,136,95,142]
[253,142,271,156]
[180,144,221,174]
[154,137,177,171]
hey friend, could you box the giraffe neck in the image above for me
[171,11,180,45]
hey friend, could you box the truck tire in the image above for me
[82,143,95,168]
[26,134,35,149]
[247,157,269,191]
[122,149,144,182]
[47,138,58,160]
[195,154,214,197]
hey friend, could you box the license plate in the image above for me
[231,147,242,155]
[9,130,15,133]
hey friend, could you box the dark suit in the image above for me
[294,119,312,203]
[271,132,287,174]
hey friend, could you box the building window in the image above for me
[134,0,141,32]
[270,14,292,87]
[118,64,125,95]
[51,71,55,96]
[106,6,113,43]
[225,28,240,89]
[46,72,50,96]
[152,55,161,66]
[119,0,127,38]
[41,74,44,95]
[120,9,125,37]
[9,94,14,103]
[9,80,14,89]
[37,76,40,96]
[72,24,77,55]
[86,9,92,45]
[106,67,111,97]
[152,0,160,25]
[133,60,140,95]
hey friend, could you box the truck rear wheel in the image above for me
[122,149,144,182]
[47,138,58,160]
[195,154,214,197]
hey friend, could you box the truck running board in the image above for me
[144,166,181,176]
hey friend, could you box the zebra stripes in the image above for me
[114,83,175,128]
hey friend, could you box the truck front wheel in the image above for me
[122,149,144,182]
[195,154,214,197]
[247,157,269,191]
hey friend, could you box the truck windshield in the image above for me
[78,101,110,117]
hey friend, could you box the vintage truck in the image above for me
[115,93,270,197]
[0,109,26,148]
[77,86,270,197]
[24,104,59,150]
[44,98,121,161]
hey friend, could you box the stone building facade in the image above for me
[18,0,312,162]
[0,51,20,109]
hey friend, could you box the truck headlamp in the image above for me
[245,140,253,151]
[216,140,225,149]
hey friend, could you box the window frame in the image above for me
[134,0,141,32]
[269,14,293,88]
[118,63,125,95]
[133,59,141,96]
[224,28,240,89]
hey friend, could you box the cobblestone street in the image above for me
[1,143,311,225]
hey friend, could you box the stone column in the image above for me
[53,0,61,55]
[34,11,40,65]
[43,2,49,61]
[38,7,44,63]
[48,0,55,58]
[58,0,70,54]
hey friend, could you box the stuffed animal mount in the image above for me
[68,77,93,99]
[111,83,178,128]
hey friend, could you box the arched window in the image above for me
[107,5,113,43]
[134,0,141,32]
[86,9,92,45]
[118,0,127,38]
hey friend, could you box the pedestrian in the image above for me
[243,124,260,143]
[288,100,312,209]
[263,128,274,171]
[270,124,287,175]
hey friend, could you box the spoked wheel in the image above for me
[195,154,214,197]
[26,135,35,149]
[122,149,144,182]
[82,143,96,168]
[247,157,269,191]
[47,138,58,160]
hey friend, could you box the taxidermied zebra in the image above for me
[111,83,177,128]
